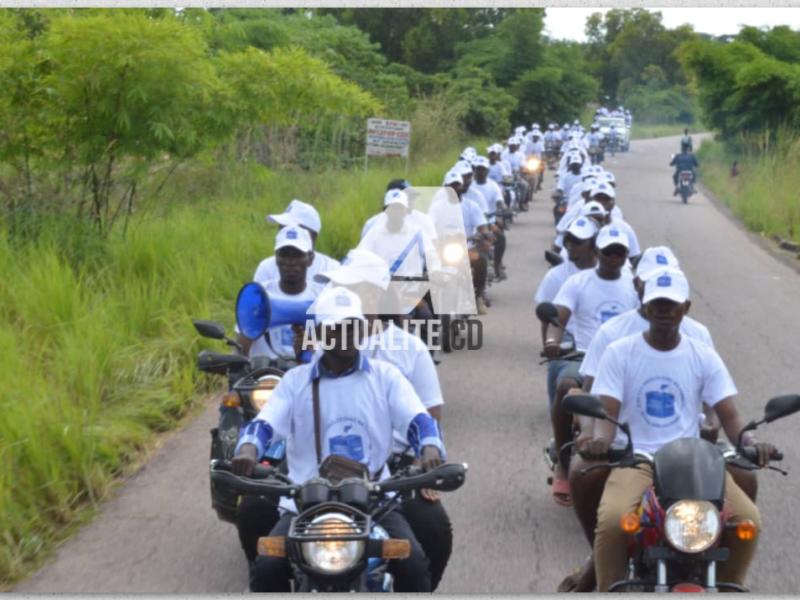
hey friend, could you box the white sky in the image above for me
[545,8,800,41]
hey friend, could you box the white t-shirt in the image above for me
[534,260,582,305]
[610,218,642,257]
[357,219,439,277]
[254,252,340,285]
[463,187,492,223]
[249,357,432,511]
[558,171,584,197]
[428,195,487,240]
[472,180,504,218]
[361,209,438,242]
[592,334,737,454]
[553,268,640,352]
[501,149,523,172]
[248,280,323,361]
[364,322,444,452]
[488,160,512,183]
[580,308,714,380]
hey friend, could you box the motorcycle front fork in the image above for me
[651,558,718,592]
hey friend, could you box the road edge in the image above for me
[696,179,800,278]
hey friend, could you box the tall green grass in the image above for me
[0,140,480,586]
[698,132,800,244]
[631,122,688,140]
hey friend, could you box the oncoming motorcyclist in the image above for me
[234,286,446,592]
[670,143,699,196]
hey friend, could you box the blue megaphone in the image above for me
[235,281,315,340]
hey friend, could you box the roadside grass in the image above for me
[0,139,482,587]
[698,135,800,244]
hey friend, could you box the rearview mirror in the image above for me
[193,320,226,340]
[764,394,800,423]
[563,393,608,420]
[535,302,561,328]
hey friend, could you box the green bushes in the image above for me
[698,132,800,244]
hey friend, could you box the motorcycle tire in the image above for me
[681,188,689,204]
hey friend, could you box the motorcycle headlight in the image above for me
[442,242,465,265]
[301,514,365,574]
[527,158,541,171]
[251,375,281,410]
[664,500,721,553]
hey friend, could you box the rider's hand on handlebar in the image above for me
[543,340,562,359]
[421,445,444,472]
[232,443,258,476]
[745,439,780,468]
[420,488,442,502]
[579,436,612,461]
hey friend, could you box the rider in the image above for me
[681,127,693,152]
[240,225,323,368]
[473,156,508,281]
[543,225,640,506]
[361,179,438,242]
[534,217,598,408]
[233,286,446,592]
[670,143,699,196]
[583,267,772,591]
[502,136,531,205]
[315,250,453,590]
[254,199,340,284]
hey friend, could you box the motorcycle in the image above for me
[193,319,287,523]
[500,175,519,218]
[523,155,545,193]
[551,189,569,227]
[563,392,800,592]
[209,460,467,592]
[433,233,476,353]
[678,170,695,204]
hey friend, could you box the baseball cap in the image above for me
[315,248,391,290]
[487,143,502,154]
[472,156,490,169]
[275,224,312,253]
[581,200,608,218]
[566,217,598,241]
[383,189,409,208]
[268,199,322,234]
[642,267,690,304]
[591,181,616,199]
[568,153,583,165]
[601,171,616,186]
[453,160,474,176]
[636,247,680,281]
[596,224,629,250]
[508,136,522,145]
[582,177,599,193]
[311,286,365,327]
[443,170,462,186]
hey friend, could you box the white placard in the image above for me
[366,118,411,158]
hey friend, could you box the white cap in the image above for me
[453,160,474,176]
[581,200,608,218]
[586,165,604,176]
[275,224,313,253]
[383,189,409,208]
[268,199,322,233]
[568,153,583,165]
[472,156,490,169]
[565,217,598,241]
[636,247,680,281]
[487,143,503,154]
[443,170,462,186]
[508,136,522,145]
[601,171,616,186]
[515,126,527,134]
[591,181,616,199]
[311,286,365,326]
[315,248,391,290]
[596,224,629,250]
[643,267,690,304]
[582,177,599,193]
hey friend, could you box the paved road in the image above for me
[17,135,800,592]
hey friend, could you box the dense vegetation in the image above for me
[1,6,797,586]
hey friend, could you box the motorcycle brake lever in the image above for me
[579,461,618,475]
[767,464,789,476]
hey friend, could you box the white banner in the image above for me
[366,118,411,158]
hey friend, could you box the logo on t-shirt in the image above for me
[636,377,685,428]
[326,418,370,463]
[596,300,624,324]
[656,254,668,265]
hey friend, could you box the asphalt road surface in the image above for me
[17,135,800,593]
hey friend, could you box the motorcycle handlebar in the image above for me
[739,446,783,463]
[375,463,468,494]
[210,460,298,499]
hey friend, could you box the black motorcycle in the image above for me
[210,460,467,592]
[193,319,286,523]
[563,392,800,592]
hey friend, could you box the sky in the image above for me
[544,7,800,41]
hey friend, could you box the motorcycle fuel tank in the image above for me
[653,438,726,506]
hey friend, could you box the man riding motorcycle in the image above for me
[670,146,699,196]
[233,286,446,592]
